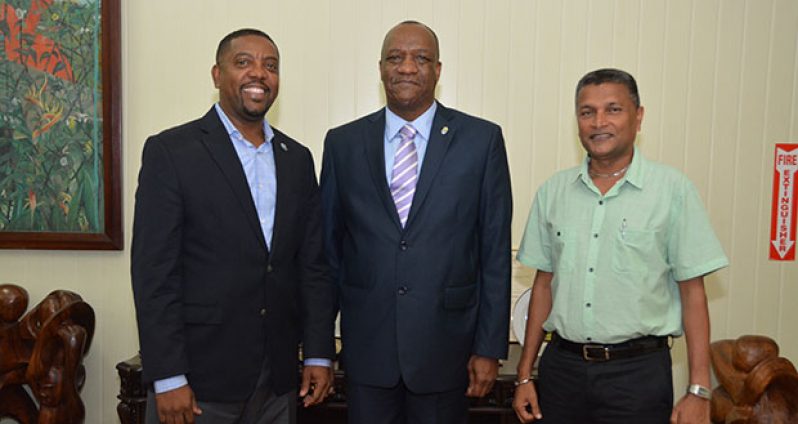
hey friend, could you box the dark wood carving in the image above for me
[116,355,146,424]
[0,284,94,424]
[710,335,798,424]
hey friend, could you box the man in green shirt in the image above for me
[512,68,728,424]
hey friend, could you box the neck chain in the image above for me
[588,163,630,178]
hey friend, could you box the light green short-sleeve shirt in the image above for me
[517,148,728,344]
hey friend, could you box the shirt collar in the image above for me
[385,102,437,142]
[575,146,645,189]
[624,147,645,189]
[214,103,274,146]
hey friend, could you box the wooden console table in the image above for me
[116,355,523,423]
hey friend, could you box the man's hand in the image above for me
[512,381,543,423]
[300,365,334,407]
[670,394,710,424]
[466,355,499,398]
[154,385,201,424]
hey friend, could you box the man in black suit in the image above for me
[320,21,512,423]
[131,29,335,424]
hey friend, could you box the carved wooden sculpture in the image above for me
[0,284,37,424]
[710,335,798,424]
[0,285,94,424]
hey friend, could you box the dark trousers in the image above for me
[536,339,673,424]
[346,379,469,424]
[145,354,296,424]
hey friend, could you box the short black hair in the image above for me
[215,28,278,64]
[382,20,440,61]
[575,68,640,108]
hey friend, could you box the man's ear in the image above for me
[211,64,220,89]
[635,106,645,132]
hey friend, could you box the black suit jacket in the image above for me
[320,103,512,393]
[131,107,334,402]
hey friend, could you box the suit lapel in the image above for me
[270,131,291,258]
[405,104,454,228]
[198,108,268,251]
[364,111,404,230]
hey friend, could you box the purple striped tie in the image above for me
[391,124,418,227]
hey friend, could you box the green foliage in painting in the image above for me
[0,0,103,233]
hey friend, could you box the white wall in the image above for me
[0,0,796,422]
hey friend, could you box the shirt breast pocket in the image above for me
[612,229,660,275]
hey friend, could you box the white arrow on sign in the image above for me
[772,148,798,258]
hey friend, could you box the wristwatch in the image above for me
[686,384,712,400]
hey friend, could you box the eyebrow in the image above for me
[579,100,623,107]
[232,52,278,60]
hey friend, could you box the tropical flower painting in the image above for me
[0,0,103,233]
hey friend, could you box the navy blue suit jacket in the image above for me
[320,103,512,393]
[131,108,335,402]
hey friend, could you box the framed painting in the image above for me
[0,0,121,250]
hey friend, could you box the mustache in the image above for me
[390,79,420,85]
[241,81,269,90]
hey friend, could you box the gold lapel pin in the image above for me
[441,126,449,135]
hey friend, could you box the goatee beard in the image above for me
[243,105,268,121]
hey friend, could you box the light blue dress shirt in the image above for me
[215,103,276,250]
[384,102,437,183]
[153,105,328,394]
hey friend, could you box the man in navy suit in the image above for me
[132,29,335,424]
[321,21,512,423]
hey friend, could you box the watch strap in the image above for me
[686,383,712,400]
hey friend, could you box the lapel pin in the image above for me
[441,126,449,135]
[280,142,288,151]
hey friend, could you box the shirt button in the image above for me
[587,337,592,341]
[260,308,267,316]
[586,303,591,308]
[593,233,598,238]
[400,240,408,251]
[588,267,594,272]
[398,286,408,295]
[599,200,604,205]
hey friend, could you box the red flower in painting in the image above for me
[0,0,75,82]
[27,190,37,213]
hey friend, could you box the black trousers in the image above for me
[346,379,469,424]
[536,339,673,424]
[145,354,296,424]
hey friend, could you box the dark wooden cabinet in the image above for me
[116,355,523,423]
[116,355,147,424]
